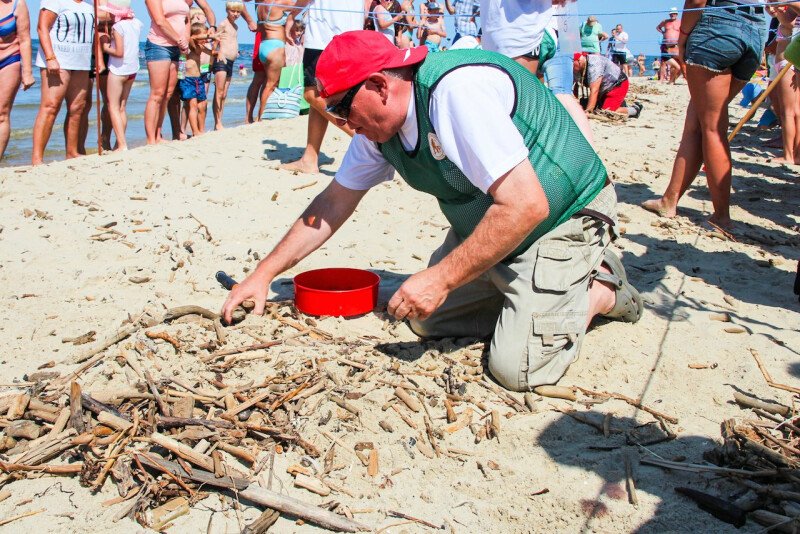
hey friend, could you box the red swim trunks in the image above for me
[600,79,629,112]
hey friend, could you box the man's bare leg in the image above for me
[282,86,354,174]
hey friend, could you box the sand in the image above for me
[0,80,798,533]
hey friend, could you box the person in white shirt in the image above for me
[99,0,143,151]
[222,31,643,392]
[479,0,594,145]
[31,0,95,165]
[610,24,631,77]
[281,0,369,175]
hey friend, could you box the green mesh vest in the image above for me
[378,50,608,259]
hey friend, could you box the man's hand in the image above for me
[220,271,271,323]
[387,267,449,322]
[247,20,257,31]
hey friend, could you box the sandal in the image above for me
[594,249,643,323]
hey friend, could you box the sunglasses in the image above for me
[326,81,364,122]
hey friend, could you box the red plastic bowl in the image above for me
[293,268,380,317]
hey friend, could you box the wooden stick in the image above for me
[98,412,134,432]
[640,457,778,477]
[0,461,83,475]
[70,322,139,364]
[156,415,235,430]
[69,382,84,433]
[749,348,800,395]
[202,341,282,363]
[150,432,215,472]
[144,371,170,416]
[733,391,790,418]
[624,453,638,506]
[574,387,679,424]
[242,509,280,534]
[728,61,793,142]
[386,510,441,530]
[0,508,45,527]
[239,484,369,532]
[135,452,249,490]
[394,387,422,412]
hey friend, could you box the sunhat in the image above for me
[669,7,679,14]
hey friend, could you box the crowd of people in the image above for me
[0,0,696,165]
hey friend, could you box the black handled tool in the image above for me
[215,271,239,291]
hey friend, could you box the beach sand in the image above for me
[0,80,798,533]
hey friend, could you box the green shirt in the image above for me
[580,22,604,53]
[378,50,608,260]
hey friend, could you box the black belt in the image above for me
[707,0,764,15]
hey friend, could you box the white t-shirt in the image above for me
[305,0,365,51]
[612,31,629,52]
[449,35,481,50]
[374,6,395,43]
[479,0,554,59]
[35,0,95,71]
[108,18,143,76]
[335,66,528,194]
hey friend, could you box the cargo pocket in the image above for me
[526,310,585,387]
[533,243,591,293]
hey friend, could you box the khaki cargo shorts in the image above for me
[408,184,618,391]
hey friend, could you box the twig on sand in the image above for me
[386,509,443,530]
[749,348,800,396]
[573,387,679,424]
[0,508,46,527]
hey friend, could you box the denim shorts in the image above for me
[145,40,180,63]
[542,55,573,96]
[684,8,767,81]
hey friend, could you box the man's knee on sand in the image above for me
[488,327,584,392]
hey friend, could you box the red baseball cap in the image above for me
[316,30,428,98]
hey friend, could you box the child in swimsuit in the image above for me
[180,22,217,136]
[212,1,243,130]
[417,2,446,53]
[98,0,142,151]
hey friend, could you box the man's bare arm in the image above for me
[221,180,368,322]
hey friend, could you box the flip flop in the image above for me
[594,250,644,323]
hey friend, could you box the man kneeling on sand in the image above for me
[222,31,643,391]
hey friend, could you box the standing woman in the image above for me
[0,0,34,161]
[642,0,768,235]
[31,0,95,165]
[255,0,294,121]
[373,0,402,43]
[143,0,190,144]
[765,5,800,164]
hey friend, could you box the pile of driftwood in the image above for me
[0,300,552,531]
[643,349,800,532]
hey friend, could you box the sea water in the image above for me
[4,42,257,167]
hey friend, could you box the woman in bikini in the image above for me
[0,0,34,161]
[255,0,294,121]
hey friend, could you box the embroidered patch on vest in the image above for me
[428,132,446,161]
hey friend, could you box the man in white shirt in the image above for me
[222,31,643,391]
[281,0,370,175]
[610,24,632,77]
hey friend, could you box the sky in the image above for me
[25,0,686,55]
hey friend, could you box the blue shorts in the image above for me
[684,8,767,81]
[179,76,207,102]
[145,40,180,63]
